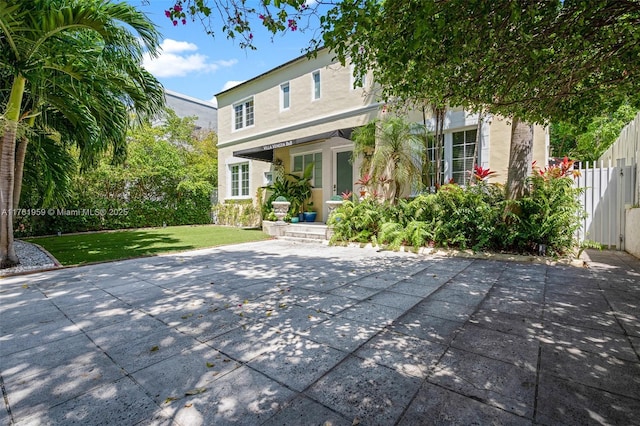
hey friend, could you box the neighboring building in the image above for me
[163,89,218,131]
[216,48,548,222]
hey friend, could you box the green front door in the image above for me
[335,150,353,196]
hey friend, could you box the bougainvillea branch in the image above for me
[163,0,332,49]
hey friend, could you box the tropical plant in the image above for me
[0,0,164,267]
[263,162,313,216]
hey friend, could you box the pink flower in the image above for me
[259,14,265,20]
[164,10,171,18]
[172,20,178,26]
[181,18,186,25]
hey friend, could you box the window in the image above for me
[264,171,273,185]
[425,134,444,188]
[292,152,322,188]
[280,82,290,110]
[451,129,477,185]
[233,98,254,130]
[230,163,249,197]
[312,71,321,100]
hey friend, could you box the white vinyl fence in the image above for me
[575,160,637,249]
[575,113,640,250]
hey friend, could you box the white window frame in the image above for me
[291,150,322,188]
[232,97,254,131]
[280,82,290,111]
[228,161,250,198]
[311,70,321,100]
[449,128,478,186]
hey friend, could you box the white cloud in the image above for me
[143,38,237,78]
[160,39,198,54]
[221,80,245,91]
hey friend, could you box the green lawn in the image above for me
[24,225,271,266]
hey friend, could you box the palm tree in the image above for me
[0,0,164,267]
[369,117,422,204]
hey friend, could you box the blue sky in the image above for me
[130,1,323,106]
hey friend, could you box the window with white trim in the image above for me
[233,98,254,130]
[312,71,321,100]
[451,129,477,185]
[230,162,250,197]
[425,134,444,188]
[280,82,290,110]
[292,152,322,188]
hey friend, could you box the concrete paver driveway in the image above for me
[1,240,639,425]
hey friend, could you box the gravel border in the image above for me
[0,240,60,277]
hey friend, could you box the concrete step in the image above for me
[283,230,327,240]
[287,224,327,233]
[279,236,327,244]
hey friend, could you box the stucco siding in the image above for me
[217,49,375,149]
[487,117,548,184]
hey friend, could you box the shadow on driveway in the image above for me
[1,242,639,425]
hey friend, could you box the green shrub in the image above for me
[328,173,584,256]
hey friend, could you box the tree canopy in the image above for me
[171,0,640,198]
[0,0,165,267]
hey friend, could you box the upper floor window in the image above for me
[233,97,254,130]
[280,82,290,110]
[312,71,321,100]
[230,162,250,197]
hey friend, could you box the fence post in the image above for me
[617,158,626,251]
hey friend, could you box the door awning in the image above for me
[233,128,354,162]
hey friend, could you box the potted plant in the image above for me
[303,201,317,223]
[287,162,314,221]
[263,162,313,220]
[271,196,290,222]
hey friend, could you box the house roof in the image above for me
[233,127,354,162]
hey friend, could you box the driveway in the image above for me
[1,241,639,425]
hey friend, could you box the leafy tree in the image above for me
[550,102,639,161]
[17,112,218,236]
[0,0,164,267]
[315,0,640,204]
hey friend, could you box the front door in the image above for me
[334,150,353,196]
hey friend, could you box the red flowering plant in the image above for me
[471,165,497,183]
[355,173,373,197]
[533,157,581,181]
[341,190,353,201]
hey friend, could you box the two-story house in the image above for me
[216,48,548,222]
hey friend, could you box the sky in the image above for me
[129,1,324,106]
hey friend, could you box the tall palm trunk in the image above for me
[13,136,28,208]
[0,75,26,268]
[506,116,534,201]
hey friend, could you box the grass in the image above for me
[24,225,271,266]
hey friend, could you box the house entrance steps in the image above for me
[262,220,331,243]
